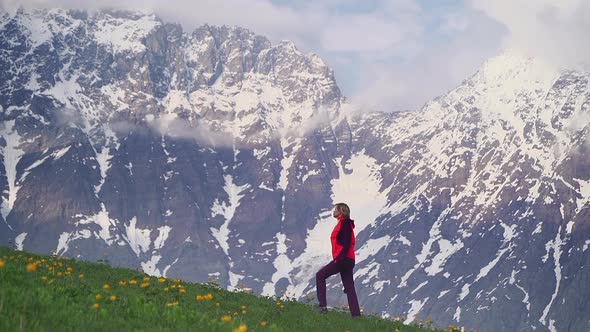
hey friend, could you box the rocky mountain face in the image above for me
[1,8,590,332]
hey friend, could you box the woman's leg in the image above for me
[340,260,361,316]
[316,260,341,308]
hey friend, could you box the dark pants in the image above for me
[315,258,361,316]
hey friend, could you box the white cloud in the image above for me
[471,0,590,70]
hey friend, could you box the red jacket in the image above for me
[331,216,356,260]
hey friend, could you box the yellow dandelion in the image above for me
[26,263,37,272]
[158,278,166,283]
[242,310,247,314]
[66,267,73,272]
[92,303,100,310]
[260,321,267,327]
[205,293,213,300]
[216,302,221,307]
[96,294,102,300]
[57,272,63,277]
[110,295,117,301]
[140,282,149,288]
[179,289,186,294]
[232,323,247,332]
[119,281,126,286]
[241,305,247,309]
[171,285,177,289]
[173,279,180,284]
[102,284,110,290]
[65,271,71,276]
[143,276,150,282]
[233,312,239,316]
[78,274,84,279]
[164,287,169,292]
[166,301,179,307]
[0,260,4,269]
[196,295,203,301]
[41,276,47,281]
[395,329,400,332]
[129,280,137,285]
[221,315,232,323]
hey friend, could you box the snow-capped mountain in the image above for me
[1,8,590,332]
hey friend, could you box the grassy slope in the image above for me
[0,247,444,332]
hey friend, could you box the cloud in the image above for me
[470,0,590,70]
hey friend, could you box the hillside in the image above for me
[0,247,449,332]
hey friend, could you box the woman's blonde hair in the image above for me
[334,203,350,218]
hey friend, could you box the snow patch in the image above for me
[154,226,172,250]
[262,232,293,296]
[210,175,249,255]
[15,232,27,250]
[0,120,25,222]
[141,255,162,276]
[405,297,428,324]
[124,217,151,256]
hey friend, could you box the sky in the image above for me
[2,0,589,112]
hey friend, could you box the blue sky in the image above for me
[5,0,590,111]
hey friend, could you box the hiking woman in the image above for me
[315,203,361,317]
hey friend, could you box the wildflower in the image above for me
[241,305,247,309]
[233,312,238,316]
[171,285,177,289]
[96,294,102,300]
[242,310,247,314]
[78,274,84,279]
[92,303,100,310]
[140,282,149,288]
[233,323,247,332]
[67,267,73,272]
[143,276,150,282]
[65,271,71,276]
[395,329,400,332]
[196,295,203,301]
[0,260,4,269]
[57,272,63,277]
[41,276,48,281]
[129,280,137,285]
[260,321,267,327]
[48,279,54,284]
[173,279,180,284]
[216,302,221,307]
[26,263,37,272]
[110,295,117,301]
[179,289,186,294]
[205,293,213,300]
[164,287,169,292]
[221,315,232,323]
[158,278,166,283]
[166,301,179,307]
[103,284,110,290]
[119,281,126,286]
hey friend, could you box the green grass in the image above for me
[0,247,445,332]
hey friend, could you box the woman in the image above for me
[315,203,361,317]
